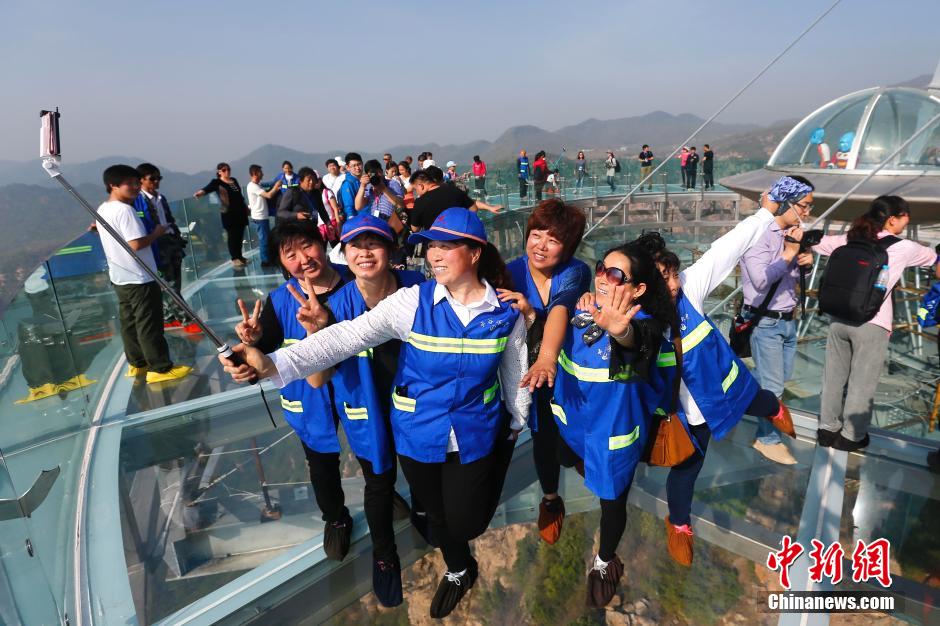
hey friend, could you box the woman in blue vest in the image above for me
[633,193,800,568]
[301,214,424,607]
[500,199,591,546]
[231,221,355,562]
[221,207,530,620]
[549,239,677,607]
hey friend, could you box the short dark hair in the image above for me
[345,152,363,165]
[249,164,263,177]
[642,144,649,149]
[297,166,317,182]
[525,199,586,261]
[385,160,398,172]
[383,153,392,159]
[364,159,383,176]
[282,160,294,169]
[103,164,140,193]
[136,162,160,179]
[426,151,433,158]
[690,146,696,151]
[325,158,339,168]
[424,165,444,184]
[704,144,710,149]
[268,221,324,278]
[473,155,481,162]
[410,169,434,185]
[418,152,427,160]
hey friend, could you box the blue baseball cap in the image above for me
[340,214,394,243]
[407,207,488,245]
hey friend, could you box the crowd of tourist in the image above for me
[86,142,938,619]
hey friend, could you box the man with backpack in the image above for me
[605,150,619,192]
[739,176,815,465]
[813,196,937,451]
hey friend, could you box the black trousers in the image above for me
[224,224,246,261]
[703,167,714,189]
[303,444,400,560]
[686,169,697,189]
[519,179,528,198]
[532,389,561,495]
[535,182,545,201]
[399,450,504,572]
[113,281,172,372]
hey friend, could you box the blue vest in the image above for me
[390,280,519,464]
[918,282,940,328]
[328,270,425,473]
[666,291,760,440]
[551,310,660,500]
[507,255,591,430]
[269,278,341,453]
[518,157,530,179]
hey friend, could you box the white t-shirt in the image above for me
[96,200,157,285]
[246,181,269,220]
[322,172,345,195]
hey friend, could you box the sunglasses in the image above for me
[571,311,604,346]
[595,260,632,286]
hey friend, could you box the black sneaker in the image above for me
[323,515,352,561]
[586,554,624,608]
[832,433,870,452]
[927,448,940,474]
[429,559,478,619]
[817,428,839,448]
[411,510,438,547]
[373,554,403,608]
[392,491,411,521]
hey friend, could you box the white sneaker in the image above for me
[752,440,797,465]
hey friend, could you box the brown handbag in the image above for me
[643,335,696,467]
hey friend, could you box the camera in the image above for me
[785,228,824,253]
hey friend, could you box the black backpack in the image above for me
[817,236,900,323]
[613,158,622,173]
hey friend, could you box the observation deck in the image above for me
[1,178,937,625]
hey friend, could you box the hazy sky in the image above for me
[3,0,939,172]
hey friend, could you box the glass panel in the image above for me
[0,448,63,625]
[770,91,871,169]
[858,91,940,168]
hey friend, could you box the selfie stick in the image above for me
[39,109,255,379]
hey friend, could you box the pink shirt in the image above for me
[472,161,487,176]
[814,230,936,332]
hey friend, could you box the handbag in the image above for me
[643,336,696,467]
[728,278,782,359]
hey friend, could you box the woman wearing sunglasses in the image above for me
[498,199,591,546]
[219,208,529,620]
[547,240,677,607]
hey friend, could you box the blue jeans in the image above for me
[251,218,272,264]
[607,175,616,191]
[749,316,796,445]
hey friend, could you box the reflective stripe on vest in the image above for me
[343,404,369,421]
[406,331,508,354]
[392,392,415,412]
[483,379,499,404]
[280,396,303,413]
[282,338,299,347]
[721,361,739,393]
[656,351,677,367]
[609,425,640,450]
[550,401,567,425]
[357,348,374,358]
[557,350,634,383]
[918,307,928,321]
[681,320,712,352]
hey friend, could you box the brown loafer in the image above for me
[538,496,565,545]
[765,400,796,439]
[665,516,694,567]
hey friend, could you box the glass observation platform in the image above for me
[1,182,938,626]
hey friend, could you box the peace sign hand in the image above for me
[593,285,642,340]
[286,277,329,336]
[235,298,263,345]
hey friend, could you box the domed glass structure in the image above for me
[768,87,940,172]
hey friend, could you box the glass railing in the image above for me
[1,186,937,625]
